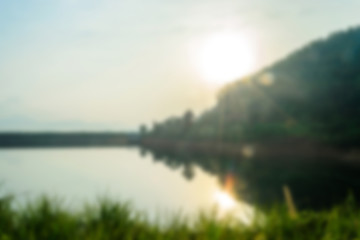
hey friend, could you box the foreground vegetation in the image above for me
[0,193,359,240]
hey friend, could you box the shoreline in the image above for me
[141,138,360,162]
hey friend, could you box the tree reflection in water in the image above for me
[142,146,360,211]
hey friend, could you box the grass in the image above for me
[0,192,359,240]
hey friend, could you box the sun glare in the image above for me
[196,32,256,86]
[213,190,236,211]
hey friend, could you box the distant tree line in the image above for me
[0,132,139,147]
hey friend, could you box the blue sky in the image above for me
[1,0,359,131]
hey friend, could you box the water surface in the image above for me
[0,147,231,220]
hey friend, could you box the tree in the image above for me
[183,110,194,132]
[139,124,147,137]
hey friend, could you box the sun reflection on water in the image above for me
[213,190,236,211]
[211,174,256,225]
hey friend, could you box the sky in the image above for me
[1,0,360,131]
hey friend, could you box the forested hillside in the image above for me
[144,27,360,149]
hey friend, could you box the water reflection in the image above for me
[2,145,357,224]
[144,146,360,210]
[0,148,250,223]
[213,190,236,210]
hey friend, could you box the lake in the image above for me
[1,146,359,223]
[0,147,253,223]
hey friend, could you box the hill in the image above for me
[143,26,360,156]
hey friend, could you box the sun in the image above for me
[195,32,256,86]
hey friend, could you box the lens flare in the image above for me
[224,174,235,193]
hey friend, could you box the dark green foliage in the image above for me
[0,193,15,237]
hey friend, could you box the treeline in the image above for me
[142,26,360,149]
[0,132,139,147]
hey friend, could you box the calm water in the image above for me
[1,146,359,222]
[0,147,252,222]
[146,146,360,210]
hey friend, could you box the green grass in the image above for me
[0,192,359,240]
